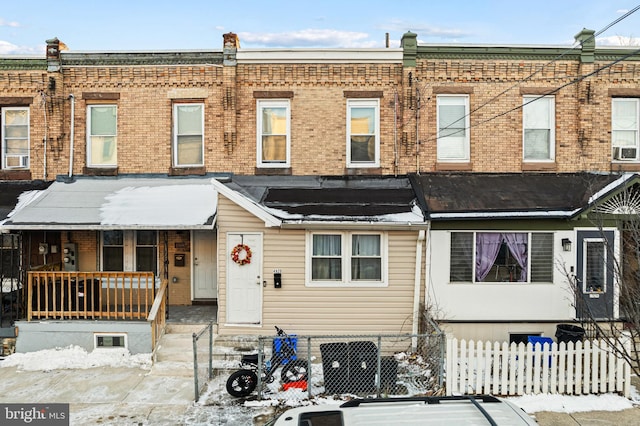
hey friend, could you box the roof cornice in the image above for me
[0,57,47,70]
[60,51,224,67]
[237,48,403,64]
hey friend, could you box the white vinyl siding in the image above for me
[257,100,290,167]
[87,104,117,167]
[215,196,417,336]
[1,107,29,169]
[523,96,555,161]
[173,103,204,167]
[347,99,380,167]
[437,95,469,161]
[612,98,639,161]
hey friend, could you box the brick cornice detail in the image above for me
[253,91,294,99]
[343,91,383,98]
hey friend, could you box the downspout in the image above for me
[412,229,426,351]
[68,94,75,178]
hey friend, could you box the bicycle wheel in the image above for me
[226,369,258,397]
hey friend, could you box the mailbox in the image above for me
[174,253,186,267]
[274,269,282,288]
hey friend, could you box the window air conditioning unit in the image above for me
[613,146,637,161]
[4,155,28,168]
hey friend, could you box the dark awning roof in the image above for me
[410,172,637,220]
[221,175,424,225]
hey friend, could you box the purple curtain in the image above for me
[503,233,528,282]
[475,233,502,282]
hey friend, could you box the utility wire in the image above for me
[431,5,640,139]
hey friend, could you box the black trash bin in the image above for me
[555,324,585,344]
[320,342,349,394]
[348,341,377,393]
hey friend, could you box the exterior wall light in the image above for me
[562,238,572,252]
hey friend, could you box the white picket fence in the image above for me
[446,338,631,397]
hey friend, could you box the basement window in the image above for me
[94,333,127,349]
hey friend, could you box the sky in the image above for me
[1,345,639,425]
[1,1,640,55]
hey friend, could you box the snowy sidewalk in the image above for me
[0,365,195,425]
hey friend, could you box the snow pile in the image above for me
[0,345,152,371]
[509,392,635,413]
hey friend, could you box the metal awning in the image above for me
[1,176,218,230]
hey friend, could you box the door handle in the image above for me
[256,276,261,285]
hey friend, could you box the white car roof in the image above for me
[271,396,537,426]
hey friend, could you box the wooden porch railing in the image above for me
[147,279,169,351]
[27,271,158,321]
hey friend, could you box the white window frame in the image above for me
[101,230,158,273]
[436,95,470,162]
[306,231,387,287]
[1,107,30,169]
[346,99,380,168]
[449,231,554,284]
[523,95,555,162]
[611,98,639,161]
[257,99,290,168]
[87,104,117,167]
[173,102,204,167]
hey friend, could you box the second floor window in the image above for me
[437,95,469,161]
[347,99,379,167]
[523,96,555,161]
[1,107,29,169]
[173,103,204,167]
[87,105,117,167]
[612,98,639,161]
[257,100,290,167]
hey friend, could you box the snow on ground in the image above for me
[0,345,152,371]
[2,345,640,425]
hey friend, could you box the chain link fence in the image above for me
[254,330,445,401]
[192,322,214,400]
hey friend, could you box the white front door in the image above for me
[193,230,217,300]
[227,233,262,324]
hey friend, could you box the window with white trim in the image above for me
[523,95,555,161]
[437,95,469,161]
[1,107,30,169]
[612,98,639,161]
[173,103,204,167]
[307,232,386,286]
[347,99,379,167]
[101,230,157,273]
[87,104,117,167]
[450,232,554,283]
[257,99,290,167]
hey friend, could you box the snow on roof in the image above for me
[1,177,218,230]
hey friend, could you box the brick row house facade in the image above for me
[1,29,639,353]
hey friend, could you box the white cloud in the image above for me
[378,19,471,40]
[0,18,20,28]
[0,40,42,55]
[237,29,381,48]
[597,35,640,46]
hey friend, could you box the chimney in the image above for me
[46,37,61,72]
[223,32,239,66]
